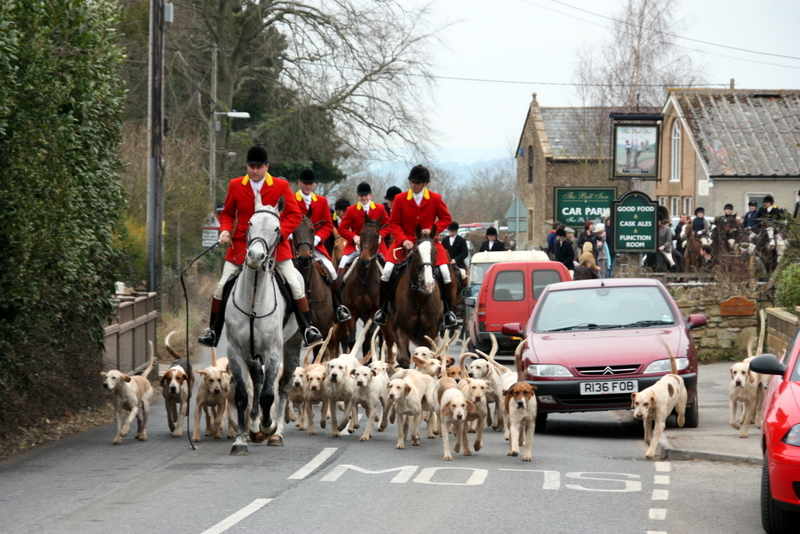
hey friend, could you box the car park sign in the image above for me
[553,187,617,227]
[611,191,657,253]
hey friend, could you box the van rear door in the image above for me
[483,266,527,332]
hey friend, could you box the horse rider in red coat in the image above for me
[373,165,457,328]
[336,181,390,275]
[292,167,351,323]
[198,145,323,347]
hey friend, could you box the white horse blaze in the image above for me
[418,240,435,294]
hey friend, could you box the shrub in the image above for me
[776,263,800,310]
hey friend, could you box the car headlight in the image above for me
[644,357,689,374]
[783,425,800,446]
[527,364,573,377]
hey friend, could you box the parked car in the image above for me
[502,277,707,432]
[748,333,800,534]
[466,259,570,355]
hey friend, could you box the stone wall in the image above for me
[671,285,761,359]
[766,307,798,357]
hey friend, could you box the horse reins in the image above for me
[231,208,282,362]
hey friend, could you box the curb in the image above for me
[658,435,762,465]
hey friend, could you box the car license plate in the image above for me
[580,380,638,395]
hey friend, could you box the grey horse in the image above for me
[225,194,302,454]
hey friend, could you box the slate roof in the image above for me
[669,89,800,177]
[539,107,611,160]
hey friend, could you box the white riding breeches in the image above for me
[380,261,450,283]
[338,250,360,270]
[316,251,337,279]
[214,259,305,300]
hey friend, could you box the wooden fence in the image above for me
[104,292,158,377]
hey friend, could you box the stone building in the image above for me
[656,88,800,219]
[514,93,628,249]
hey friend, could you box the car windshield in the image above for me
[533,286,676,333]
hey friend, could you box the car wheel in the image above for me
[683,394,699,428]
[762,458,800,533]
[535,412,548,433]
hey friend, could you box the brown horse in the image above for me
[340,214,393,359]
[443,255,469,337]
[390,231,443,369]
[292,216,337,360]
[683,225,703,271]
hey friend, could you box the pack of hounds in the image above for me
[102,325,703,461]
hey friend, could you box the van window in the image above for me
[470,262,496,287]
[532,270,563,300]
[493,270,524,301]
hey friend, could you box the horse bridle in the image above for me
[407,238,435,292]
[246,209,281,270]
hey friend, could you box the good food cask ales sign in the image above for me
[611,191,657,253]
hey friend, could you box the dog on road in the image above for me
[193,347,230,442]
[101,341,155,445]
[630,337,687,459]
[503,381,537,461]
[162,331,194,437]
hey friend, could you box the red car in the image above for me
[749,333,800,533]
[502,278,707,432]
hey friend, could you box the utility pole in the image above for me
[208,46,218,211]
[147,0,166,298]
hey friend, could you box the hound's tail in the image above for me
[164,330,181,360]
[657,335,678,375]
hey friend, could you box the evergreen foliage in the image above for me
[0,0,126,428]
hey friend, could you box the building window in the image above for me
[527,145,534,183]
[682,196,692,216]
[670,121,681,183]
[658,196,667,207]
[670,197,679,219]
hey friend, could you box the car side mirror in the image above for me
[687,314,708,330]
[502,322,524,336]
[748,353,786,376]
[464,297,476,308]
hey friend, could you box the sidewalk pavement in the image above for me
[660,361,763,464]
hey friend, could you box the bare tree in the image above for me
[169,0,441,161]
[574,0,706,110]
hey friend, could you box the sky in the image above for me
[422,0,800,164]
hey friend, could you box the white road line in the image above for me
[288,447,337,479]
[651,489,669,500]
[654,475,670,485]
[646,531,668,534]
[200,499,272,534]
[654,461,671,472]
[649,508,667,520]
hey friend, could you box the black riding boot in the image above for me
[373,280,391,326]
[198,298,224,347]
[442,282,457,328]
[331,278,351,323]
[295,296,323,345]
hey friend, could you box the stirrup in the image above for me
[443,311,457,328]
[374,308,387,326]
[303,326,323,345]
[336,306,351,323]
[198,329,216,348]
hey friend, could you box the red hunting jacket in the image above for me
[294,191,334,260]
[338,201,390,256]
[219,173,301,265]
[388,188,452,266]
